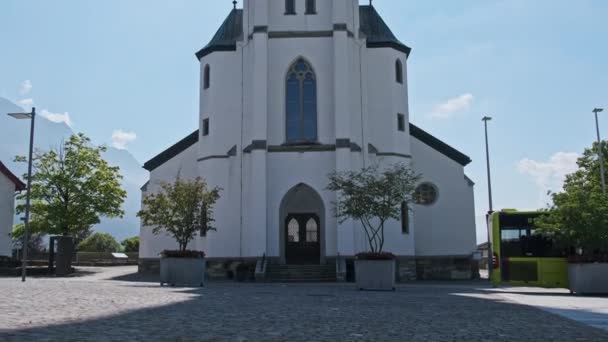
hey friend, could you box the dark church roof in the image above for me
[143,125,470,171]
[196,9,243,60]
[359,5,411,57]
[195,6,410,60]
[409,123,472,166]
[143,130,199,171]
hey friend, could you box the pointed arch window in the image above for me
[286,58,318,143]
[401,202,410,234]
[204,64,211,89]
[395,59,403,84]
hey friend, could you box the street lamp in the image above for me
[593,108,606,195]
[482,116,494,277]
[7,107,36,282]
[482,116,494,212]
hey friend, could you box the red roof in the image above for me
[0,161,25,191]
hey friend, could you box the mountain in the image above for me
[0,97,147,242]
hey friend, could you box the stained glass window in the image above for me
[286,58,317,143]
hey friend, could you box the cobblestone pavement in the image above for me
[1,267,607,342]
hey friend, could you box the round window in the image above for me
[414,183,438,206]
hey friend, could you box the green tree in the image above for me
[536,141,608,256]
[14,133,127,241]
[78,232,121,252]
[121,236,140,253]
[327,163,420,253]
[138,177,221,252]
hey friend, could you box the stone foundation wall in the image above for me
[396,257,417,282]
[139,257,268,281]
[139,255,479,281]
[415,256,477,280]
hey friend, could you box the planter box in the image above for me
[355,259,396,291]
[160,257,206,287]
[568,263,608,295]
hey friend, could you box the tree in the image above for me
[78,232,121,252]
[15,133,126,241]
[327,163,420,253]
[138,177,221,252]
[121,236,139,253]
[536,141,608,257]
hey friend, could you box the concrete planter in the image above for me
[160,257,206,287]
[568,263,608,295]
[355,259,396,291]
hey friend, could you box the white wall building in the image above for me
[0,162,25,258]
[140,0,477,280]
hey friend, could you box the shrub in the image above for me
[121,236,139,253]
[78,232,121,252]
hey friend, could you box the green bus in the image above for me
[489,210,568,288]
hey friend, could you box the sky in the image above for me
[1,0,607,243]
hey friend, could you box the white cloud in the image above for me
[17,98,34,110]
[19,80,32,95]
[430,93,474,119]
[517,152,579,204]
[40,109,73,128]
[111,130,137,150]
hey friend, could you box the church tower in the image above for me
[141,0,477,281]
[194,0,415,262]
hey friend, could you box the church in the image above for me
[139,0,477,281]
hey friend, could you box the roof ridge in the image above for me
[0,161,26,191]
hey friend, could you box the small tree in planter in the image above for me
[327,163,420,290]
[536,141,608,294]
[138,177,221,287]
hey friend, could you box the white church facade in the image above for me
[140,0,477,281]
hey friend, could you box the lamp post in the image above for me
[482,116,494,277]
[8,107,36,282]
[482,116,494,212]
[593,108,606,195]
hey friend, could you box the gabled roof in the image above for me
[410,123,472,166]
[143,130,199,171]
[0,161,25,191]
[195,9,243,60]
[195,6,411,61]
[359,5,411,57]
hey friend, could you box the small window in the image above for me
[203,118,210,136]
[415,183,438,206]
[401,202,409,234]
[200,204,208,237]
[285,0,296,14]
[305,0,316,14]
[288,218,300,242]
[397,114,405,132]
[203,64,210,89]
[395,59,403,84]
[306,218,318,242]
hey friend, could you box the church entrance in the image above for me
[285,214,320,264]
[279,183,325,265]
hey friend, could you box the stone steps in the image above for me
[266,264,337,282]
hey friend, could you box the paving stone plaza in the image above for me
[1,267,607,341]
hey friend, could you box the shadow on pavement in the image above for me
[3,283,608,341]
